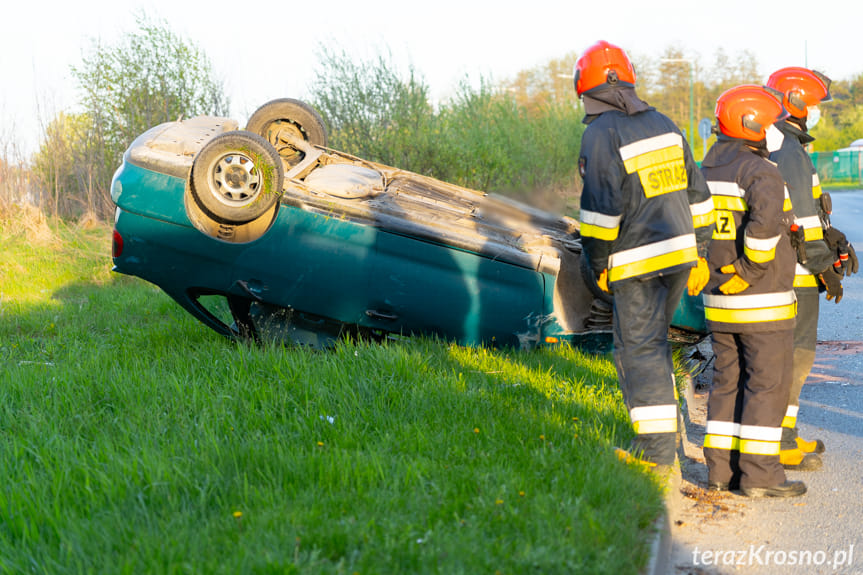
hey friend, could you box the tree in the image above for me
[55,13,228,219]
[308,45,443,177]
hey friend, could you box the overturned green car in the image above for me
[111,99,705,350]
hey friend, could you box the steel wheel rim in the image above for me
[209,152,261,207]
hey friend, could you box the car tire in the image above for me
[190,131,284,225]
[246,98,328,153]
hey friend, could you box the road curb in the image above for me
[642,509,672,575]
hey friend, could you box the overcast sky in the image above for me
[3,0,862,156]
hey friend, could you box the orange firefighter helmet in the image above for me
[766,67,831,118]
[574,40,637,96]
[714,84,788,141]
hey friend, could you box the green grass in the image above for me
[0,216,664,574]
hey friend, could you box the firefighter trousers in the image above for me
[704,329,793,489]
[612,270,687,466]
[782,287,819,448]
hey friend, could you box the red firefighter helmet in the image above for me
[574,40,637,96]
[765,67,832,118]
[715,84,788,141]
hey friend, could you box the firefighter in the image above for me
[701,84,805,497]
[765,67,858,470]
[574,41,714,468]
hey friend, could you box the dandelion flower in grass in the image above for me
[539,434,545,441]
[317,441,324,447]
[519,491,525,497]
[495,498,504,505]
[233,511,243,518]
[473,428,480,434]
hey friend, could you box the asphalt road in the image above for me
[668,189,863,575]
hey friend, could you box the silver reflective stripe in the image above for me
[630,404,678,422]
[609,234,697,267]
[690,197,714,216]
[580,209,622,229]
[786,405,799,417]
[707,181,745,197]
[794,215,821,229]
[812,173,821,187]
[739,424,783,442]
[703,290,797,310]
[706,420,740,437]
[795,263,812,276]
[619,132,683,161]
[744,233,780,251]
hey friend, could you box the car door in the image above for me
[366,230,546,348]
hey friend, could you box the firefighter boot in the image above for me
[796,435,826,454]
[780,447,823,470]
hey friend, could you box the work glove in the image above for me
[597,269,610,293]
[824,227,858,277]
[687,257,710,296]
[818,269,844,303]
[719,264,749,295]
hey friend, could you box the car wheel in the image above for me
[245,99,328,168]
[190,131,284,225]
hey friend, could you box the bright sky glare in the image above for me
[3,0,862,156]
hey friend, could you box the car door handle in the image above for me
[365,309,399,321]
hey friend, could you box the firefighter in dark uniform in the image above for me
[701,84,805,497]
[765,67,858,470]
[574,41,714,468]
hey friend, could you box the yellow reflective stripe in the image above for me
[580,210,621,241]
[794,215,824,241]
[690,198,716,229]
[712,195,748,211]
[782,405,798,428]
[783,185,793,212]
[622,143,684,174]
[744,245,776,263]
[580,222,620,241]
[609,246,698,282]
[609,235,698,281]
[704,434,740,451]
[705,303,797,324]
[693,211,716,229]
[619,133,683,161]
[704,290,796,309]
[812,174,822,199]
[743,233,779,263]
[620,134,687,198]
[794,274,819,288]
[633,419,678,434]
[794,263,819,288]
[804,227,824,241]
[630,404,678,435]
[739,439,780,456]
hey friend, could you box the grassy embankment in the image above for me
[0,211,665,574]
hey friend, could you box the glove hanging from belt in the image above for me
[818,268,844,303]
[824,226,859,277]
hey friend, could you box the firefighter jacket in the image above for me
[578,100,714,286]
[701,138,797,333]
[769,120,834,288]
